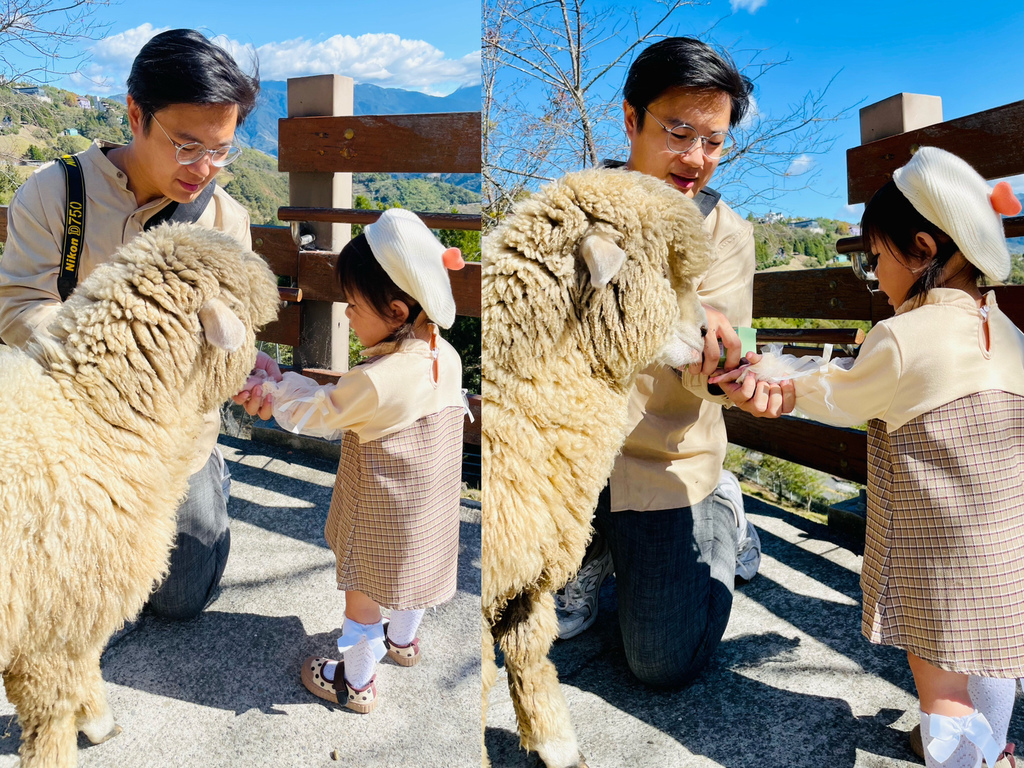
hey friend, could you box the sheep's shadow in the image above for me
[484,496,938,767]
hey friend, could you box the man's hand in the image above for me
[709,354,795,418]
[231,350,282,420]
[688,304,742,377]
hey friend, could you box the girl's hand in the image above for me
[231,351,281,420]
[710,354,795,417]
[688,304,742,377]
[252,350,284,382]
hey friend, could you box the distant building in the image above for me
[790,219,825,235]
[76,96,92,109]
[760,211,786,224]
[849,225,862,236]
[13,86,51,103]
[64,128,79,136]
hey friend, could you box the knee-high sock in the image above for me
[343,638,377,689]
[921,710,1003,768]
[968,676,1016,751]
[387,608,425,647]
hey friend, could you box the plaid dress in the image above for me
[326,404,464,609]
[862,391,1024,676]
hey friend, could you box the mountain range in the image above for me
[236,80,481,158]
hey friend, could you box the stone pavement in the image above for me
[485,494,1024,768]
[0,434,481,768]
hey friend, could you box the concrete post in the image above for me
[859,93,943,145]
[286,74,354,372]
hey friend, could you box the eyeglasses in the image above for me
[151,114,242,167]
[643,107,733,159]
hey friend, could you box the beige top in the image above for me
[610,199,755,511]
[271,335,465,443]
[795,289,1024,431]
[0,141,252,469]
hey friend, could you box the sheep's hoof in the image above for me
[87,723,122,745]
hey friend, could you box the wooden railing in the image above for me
[725,94,1024,492]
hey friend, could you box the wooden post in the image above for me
[286,74,354,372]
[859,93,943,145]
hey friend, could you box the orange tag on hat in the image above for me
[991,182,1022,216]
[442,247,465,271]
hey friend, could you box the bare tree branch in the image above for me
[0,0,112,85]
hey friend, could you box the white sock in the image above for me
[921,710,1003,768]
[387,608,424,647]
[969,676,1016,751]
[343,638,377,690]
[322,660,339,682]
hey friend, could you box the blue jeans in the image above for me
[593,484,738,688]
[147,447,232,619]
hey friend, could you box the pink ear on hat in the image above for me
[442,247,465,271]
[991,182,1022,216]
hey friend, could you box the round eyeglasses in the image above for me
[151,114,242,167]
[643,107,733,160]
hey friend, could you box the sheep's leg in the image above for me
[4,655,81,768]
[495,589,582,768]
[482,614,496,768]
[75,650,120,745]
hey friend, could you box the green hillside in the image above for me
[751,216,852,271]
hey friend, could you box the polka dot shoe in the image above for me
[300,656,378,713]
[385,635,421,667]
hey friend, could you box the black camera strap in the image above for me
[57,155,85,302]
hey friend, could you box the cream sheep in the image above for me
[0,222,280,768]
[482,169,712,768]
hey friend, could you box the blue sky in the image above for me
[584,0,1024,221]
[26,0,480,97]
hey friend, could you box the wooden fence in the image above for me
[725,94,1024,500]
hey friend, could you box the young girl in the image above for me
[714,147,1024,768]
[243,208,467,713]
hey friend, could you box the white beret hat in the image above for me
[364,208,464,328]
[893,146,1020,282]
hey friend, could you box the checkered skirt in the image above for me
[862,390,1024,676]
[325,406,464,610]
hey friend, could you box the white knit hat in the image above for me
[893,146,1020,282]
[363,208,465,328]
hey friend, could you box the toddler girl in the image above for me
[714,147,1024,767]
[244,208,467,713]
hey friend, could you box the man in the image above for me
[555,37,763,687]
[0,29,265,620]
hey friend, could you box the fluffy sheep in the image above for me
[481,169,712,768]
[0,222,280,768]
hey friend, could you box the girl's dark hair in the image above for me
[624,37,754,130]
[127,29,260,131]
[861,180,979,302]
[336,233,423,343]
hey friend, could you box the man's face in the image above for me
[126,97,238,205]
[624,87,732,198]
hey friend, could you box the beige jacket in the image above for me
[610,198,755,511]
[0,141,252,469]
[270,334,465,442]
[795,289,1024,430]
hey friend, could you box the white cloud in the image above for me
[730,0,768,13]
[837,203,864,221]
[738,94,758,131]
[74,25,479,96]
[786,154,814,176]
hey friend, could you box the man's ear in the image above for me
[623,98,639,141]
[126,95,144,137]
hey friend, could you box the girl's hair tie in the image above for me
[991,181,1022,217]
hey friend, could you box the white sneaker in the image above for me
[717,470,762,581]
[555,535,615,640]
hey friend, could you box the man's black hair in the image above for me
[127,29,260,131]
[624,37,753,130]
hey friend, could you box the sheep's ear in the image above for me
[580,232,627,289]
[199,296,246,351]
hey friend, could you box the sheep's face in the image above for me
[49,222,280,423]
